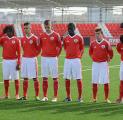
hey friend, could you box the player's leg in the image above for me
[33,78,40,100]
[28,58,40,100]
[116,61,123,103]
[19,58,28,100]
[63,59,72,102]
[92,62,99,102]
[10,60,20,100]
[4,80,10,99]
[41,57,49,101]
[100,62,111,103]
[49,57,59,102]
[72,59,83,102]
[2,60,10,99]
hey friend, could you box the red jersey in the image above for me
[89,39,113,62]
[63,34,84,59]
[0,36,21,64]
[116,43,123,61]
[21,34,40,57]
[39,31,62,57]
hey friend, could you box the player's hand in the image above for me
[16,64,20,71]
[107,56,110,62]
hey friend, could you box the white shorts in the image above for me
[92,62,109,84]
[2,59,19,80]
[64,58,82,80]
[120,61,123,81]
[41,57,58,78]
[21,57,38,79]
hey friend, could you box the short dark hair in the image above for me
[44,20,51,25]
[3,25,15,34]
[95,27,103,33]
[24,22,30,26]
[68,23,75,28]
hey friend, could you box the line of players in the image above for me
[0,20,123,103]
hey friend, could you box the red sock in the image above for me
[15,80,20,96]
[65,79,70,98]
[77,80,82,99]
[53,78,58,97]
[33,79,40,97]
[93,84,98,100]
[42,77,48,97]
[104,83,109,100]
[23,79,28,97]
[4,80,10,97]
[120,81,123,99]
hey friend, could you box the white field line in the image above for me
[0,64,120,84]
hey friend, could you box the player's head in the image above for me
[44,20,52,33]
[95,27,103,42]
[3,25,15,38]
[24,22,31,35]
[120,35,123,43]
[68,23,75,36]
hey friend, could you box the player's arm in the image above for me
[0,37,4,46]
[116,43,121,54]
[89,43,93,58]
[107,43,113,60]
[79,36,84,57]
[57,34,62,57]
[16,39,21,70]
[35,36,41,56]
[63,37,66,51]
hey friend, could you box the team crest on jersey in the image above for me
[30,40,33,44]
[74,39,78,43]
[50,37,54,41]
[101,45,105,49]
[12,40,15,44]
[42,38,47,40]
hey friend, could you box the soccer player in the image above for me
[0,25,21,100]
[89,27,113,103]
[19,22,40,100]
[39,20,62,102]
[116,35,123,103]
[63,23,84,102]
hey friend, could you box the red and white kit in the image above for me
[40,31,62,78]
[89,39,113,84]
[21,34,40,79]
[63,34,84,80]
[0,36,21,80]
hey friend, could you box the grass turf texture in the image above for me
[0,47,123,120]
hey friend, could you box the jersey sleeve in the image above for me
[35,36,41,56]
[79,36,84,57]
[116,43,121,54]
[16,39,21,65]
[89,42,93,58]
[56,34,62,56]
[0,37,4,46]
[107,42,113,60]
[63,37,66,51]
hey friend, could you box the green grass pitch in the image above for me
[0,47,123,120]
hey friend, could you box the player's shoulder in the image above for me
[103,39,111,45]
[63,34,69,40]
[39,32,45,37]
[75,34,84,40]
[53,31,59,36]
[32,34,38,39]
[90,40,96,46]
[0,36,6,40]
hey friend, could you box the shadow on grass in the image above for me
[0,99,123,116]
